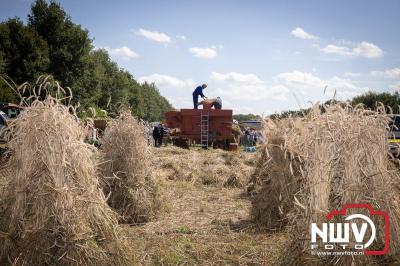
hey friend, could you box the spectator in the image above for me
[152,125,160,147]
[251,129,257,146]
[158,123,164,147]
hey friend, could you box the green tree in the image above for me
[0,51,17,103]
[352,91,400,113]
[28,0,92,89]
[139,82,173,121]
[0,18,49,103]
[0,51,5,74]
[233,113,262,122]
[75,49,172,120]
[0,18,49,84]
[71,49,112,109]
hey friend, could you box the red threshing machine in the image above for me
[165,101,237,150]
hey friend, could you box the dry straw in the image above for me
[0,78,130,265]
[155,146,256,187]
[252,103,400,264]
[101,111,159,224]
[249,123,301,230]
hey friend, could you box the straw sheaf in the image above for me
[101,111,159,224]
[0,96,130,265]
[252,103,400,264]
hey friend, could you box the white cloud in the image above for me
[168,96,193,108]
[321,44,352,56]
[189,47,217,59]
[211,72,263,84]
[321,41,383,58]
[277,70,367,98]
[104,46,139,60]
[277,70,324,88]
[353,42,383,58]
[343,72,362,78]
[211,71,289,101]
[234,106,257,114]
[326,76,367,98]
[389,83,400,92]
[291,27,319,40]
[208,70,369,114]
[371,68,400,79]
[137,74,196,110]
[138,73,194,88]
[176,34,186,40]
[211,44,224,49]
[135,28,171,43]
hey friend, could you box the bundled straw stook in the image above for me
[251,104,400,265]
[249,122,302,230]
[101,111,159,224]
[0,95,130,265]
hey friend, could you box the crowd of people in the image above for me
[242,127,263,147]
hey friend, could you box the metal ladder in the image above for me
[200,112,209,148]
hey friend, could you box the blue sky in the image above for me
[1,0,400,114]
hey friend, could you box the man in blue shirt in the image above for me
[192,84,207,109]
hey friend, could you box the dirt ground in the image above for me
[126,146,288,265]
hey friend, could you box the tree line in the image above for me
[0,0,172,121]
[233,114,262,122]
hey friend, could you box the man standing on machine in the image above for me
[192,83,207,109]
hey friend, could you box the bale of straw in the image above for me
[101,111,159,224]
[252,104,400,264]
[0,96,130,265]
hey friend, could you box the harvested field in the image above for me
[1,140,286,265]
[2,134,286,265]
[2,109,400,265]
[126,179,287,265]
[119,146,292,265]
[1,94,399,265]
[154,146,258,187]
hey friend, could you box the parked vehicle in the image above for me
[0,111,8,153]
[0,102,24,118]
[388,115,400,155]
